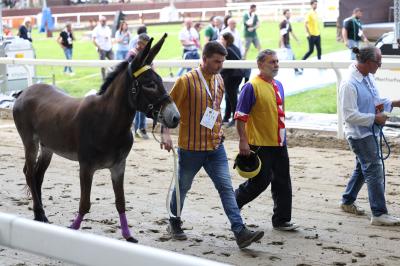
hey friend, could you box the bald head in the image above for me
[227,18,237,30]
[99,16,107,26]
[184,17,193,28]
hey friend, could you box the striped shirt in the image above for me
[234,76,286,146]
[170,68,224,151]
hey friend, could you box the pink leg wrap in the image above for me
[119,213,131,239]
[70,213,84,230]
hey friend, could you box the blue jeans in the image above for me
[347,39,359,60]
[170,144,244,234]
[63,47,73,73]
[176,49,200,77]
[134,111,146,131]
[116,50,128,60]
[342,135,387,217]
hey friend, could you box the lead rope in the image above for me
[151,124,181,218]
[372,124,391,190]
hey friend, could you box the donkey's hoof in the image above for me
[34,216,49,223]
[126,237,138,243]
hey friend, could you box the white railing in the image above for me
[2,57,400,138]
[0,212,229,266]
[4,1,310,26]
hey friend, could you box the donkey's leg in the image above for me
[70,164,95,230]
[21,136,48,222]
[110,160,138,243]
[35,145,53,208]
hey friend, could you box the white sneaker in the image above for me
[370,214,400,226]
[340,202,365,215]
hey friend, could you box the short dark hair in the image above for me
[203,41,227,58]
[352,45,379,64]
[222,32,235,46]
[353,7,362,13]
[283,9,290,15]
[310,0,317,5]
[257,49,277,64]
[137,25,147,35]
[250,4,256,9]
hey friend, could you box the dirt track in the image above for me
[1,120,400,266]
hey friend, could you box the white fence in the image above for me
[1,57,400,138]
[3,0,311,27]
[0,212,228,266]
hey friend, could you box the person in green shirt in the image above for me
[243,4,261,59]
[204,16,223,44]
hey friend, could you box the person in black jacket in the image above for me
[18,17,32,42]
[57,22,75,74]
[220,32,244,127]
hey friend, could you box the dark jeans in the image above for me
[302,35,321,60]
[235,145,292,227]
[223,76,242,121]
[98,49,114,80]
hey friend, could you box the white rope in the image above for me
[166,146,181,218]
[151,126,181,218]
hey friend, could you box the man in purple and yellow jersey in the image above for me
[234,49,298,231]
[161,41,264,249]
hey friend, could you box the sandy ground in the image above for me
[1,119,400,266]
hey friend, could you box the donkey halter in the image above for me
[130,65,171,127]
[132,65,151,78]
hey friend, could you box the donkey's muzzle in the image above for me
[161,102,180,128]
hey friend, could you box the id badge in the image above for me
[200,107,218,129]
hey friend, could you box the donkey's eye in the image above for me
[142,82,157,91]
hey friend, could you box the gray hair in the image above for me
[256,49,277,64]
[214,16,224,23]
[352,45,379,64]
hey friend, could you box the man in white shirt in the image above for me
[340,45,400,226]
[221,18,244,57]
[176,17,200,76]
[92,16,114,80]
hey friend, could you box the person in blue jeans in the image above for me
[176,18,201,77]
[57,22,74,74]
[161,41,264,249]
[127,33,151,140]
[115,21,131,60]
[134,112,148,139]
[340,45,400,226]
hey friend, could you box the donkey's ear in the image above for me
[144,33,167,65]
[129,38,154,72]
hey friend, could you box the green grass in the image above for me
[286,83,337,113]
[27,21,343,113]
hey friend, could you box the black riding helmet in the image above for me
[233,150,261,179]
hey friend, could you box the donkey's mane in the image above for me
[97,60,130,95]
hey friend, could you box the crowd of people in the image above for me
[11,1,400,249]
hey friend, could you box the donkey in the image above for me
[13,33,180,243]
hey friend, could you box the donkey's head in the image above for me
[128,33,180,129]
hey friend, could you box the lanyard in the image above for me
[196,68,218,108]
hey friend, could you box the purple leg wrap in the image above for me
[119,213,131,239]
[70,213,84,230]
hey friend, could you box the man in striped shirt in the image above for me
[161,41,264,249]
[234,49,298,231]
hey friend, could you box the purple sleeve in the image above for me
[234,82,256,121]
